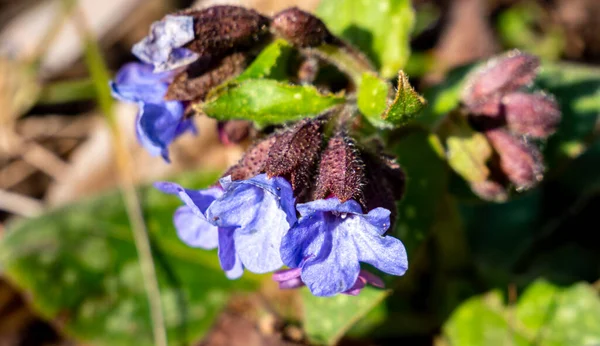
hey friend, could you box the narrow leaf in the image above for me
[237,39,293,81]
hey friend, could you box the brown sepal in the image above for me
[264,118,324,184]
[225,135,276,181]
[182,6,271,58]
[165,52,248,102]
[314,134,365,203]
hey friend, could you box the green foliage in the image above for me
[317,0,415,78]
[383,71,426,125]
[357,72,391,128]
[357,71,425,129]
[200,79,345,126]
[237,39,293,81]
[443,280,600,345]
[392,131,448,255]
[0,172,262,346]
[437,113,492,183]
[302,287,390,345]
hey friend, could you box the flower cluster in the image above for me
[110,5,409,297]
[460,51,561,201]
[157,117,408,297]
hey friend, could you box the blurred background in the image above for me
[0,0,599,345]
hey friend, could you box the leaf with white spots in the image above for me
[443,280,600,345]
[302,287,390,345]
[317,0,416,78]
[0,171,262,346]
[199,79,345,127]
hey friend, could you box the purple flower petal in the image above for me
[272,268,302,282]
[154,182,221,218]
[132,15,199,72]
[300,225,361,296]
[173,206,218,249]
[359,270,385,288]
[207,174,297,274]
[217,228,238,271]
[349,215,408,276]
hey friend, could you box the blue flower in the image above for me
[132,15,199,72]
[110,62,195,162]
[280,198,408,297]
[154,181,243,279]
[206,174,297,274]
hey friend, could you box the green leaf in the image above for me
[443,280,600,345]
[0,171,262,346]
[317,0,415,78]
[357,72,391,128]
[200,79,345,126]
[302,287,390,345]
[438,112,492,183]
[237,39,292,81]
[535,63,600,163]
[383,71,426,126]
[392,131,448,255]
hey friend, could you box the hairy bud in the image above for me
[182,6,270,58]
[225,135,276,181]
[165,52,248,102]
[361,152,405,226]
[264,119,324,192]
[502,92,561,138]
[314,134,365,203]
[485,129,544,190]
[271,7,335,47]
[462,51,539,110]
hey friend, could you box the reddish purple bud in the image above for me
[485,129,544,190]
[465,94,503,117]
[271,7,334,47]
[462,51,539,107]
[314,134,365,203]
[264,119,324,192]
[217,120,253,145]
[502,92,561,138]
[165,53,247,102]
[165,52,248,102]
[470,179,508,202]
[225,135,276,181]
[182,6,270,58]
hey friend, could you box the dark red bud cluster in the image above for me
[460,51,561,200]
[224,117,406,223]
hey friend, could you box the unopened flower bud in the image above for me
[165,52,248,102]
[502,92,561,138]
[225,135,276,181]
[314,134,365,203]
[462,51,539,110]
[271,7,335,47]
[485,129,544,190]
[264,119,324,193]
[182,6,270,58]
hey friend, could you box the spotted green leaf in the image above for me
[357,72,391,128]
[200,79,345,126]
[317,0,415,79]
[443,280,600,345]
[302,287,390,345]
[383,71,426,126]
[0,172,262,346]
[237,39,292,81]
